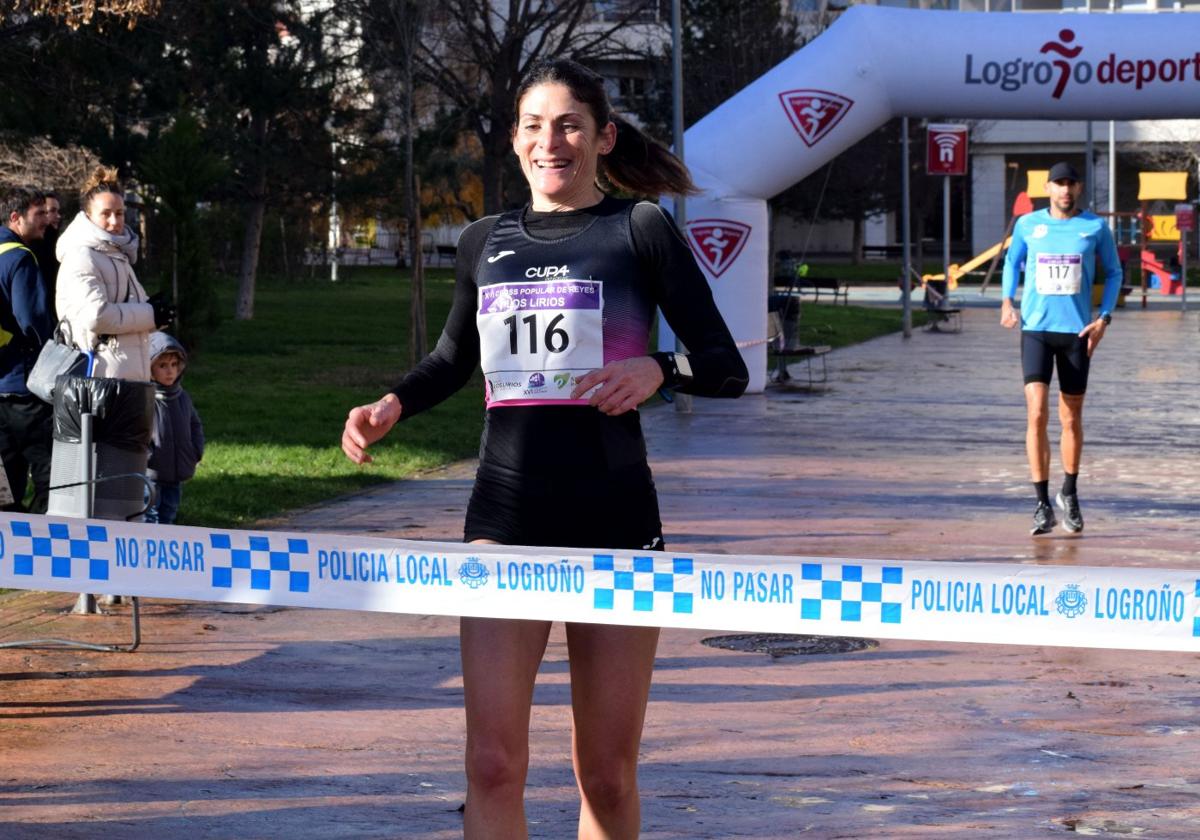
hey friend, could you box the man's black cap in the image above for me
[1048,162,1081,183]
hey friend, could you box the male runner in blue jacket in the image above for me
[1001,162,1123,536]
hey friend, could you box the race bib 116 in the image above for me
[477,279,604,407]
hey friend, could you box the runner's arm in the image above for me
[1096,223,1123,317]
[1000,219,1027,304]
[388,218,496,419]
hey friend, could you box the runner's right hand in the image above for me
[342,393,402,464]
[1000,300,1019,329]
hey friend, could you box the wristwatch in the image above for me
[1100,312,1112,325]
[652,351,694,389]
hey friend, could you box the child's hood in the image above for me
[149,331,188,372]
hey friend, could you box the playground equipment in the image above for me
[929,191,1035,294]
[1134,171,1189,302]
[658,6,1200,391]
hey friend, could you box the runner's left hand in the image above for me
[1078,318,1107,357]
[572,356,664,416]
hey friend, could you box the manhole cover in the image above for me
[701,633,878,658]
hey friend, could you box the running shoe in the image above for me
[1031,501,1057,536]
[1056,491,1084,533]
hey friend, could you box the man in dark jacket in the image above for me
[0,186,54,512]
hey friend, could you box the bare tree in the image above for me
[417,0,659,214]
[358,0,434,364]
[0,136,100,192]
[0,0,160,29]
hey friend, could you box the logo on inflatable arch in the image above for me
[778,89,853,147]
[685,219,751,279]
[964,28,1200,101]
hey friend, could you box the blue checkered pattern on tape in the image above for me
[8,519,111,581]
[592,554,694,614]
[800,563,904,624]
[208,533,310,594]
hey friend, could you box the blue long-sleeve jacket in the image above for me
[1001,209,1123,333]
[0,227,54,395]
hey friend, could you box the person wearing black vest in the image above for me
[342,58,747,838]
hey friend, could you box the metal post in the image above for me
[1108,121,1116,234]
[1085,121,1094,209]
[330,138,339,283]
[71,409,97,615]
[901,117,912,338]
[943,175,951,289]
[1180,228,1190,314]
[671,0,692,413]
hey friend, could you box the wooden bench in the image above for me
[765,311,831,388]
[923,305,962,333]
[921,281,962,333]
[863,244,904,260]
[423,244,457,267]
[774,275,849,305]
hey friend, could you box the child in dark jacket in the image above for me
[145,332,204,524]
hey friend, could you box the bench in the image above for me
[921,281,962,333]
[765,311,831,388]
[923,305,962,333]
[773,275,849,305]
[423,244,457,267]
[863,244,904,260]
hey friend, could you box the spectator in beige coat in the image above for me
[55,166,174,380]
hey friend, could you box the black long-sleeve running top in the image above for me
[390,195,748,474]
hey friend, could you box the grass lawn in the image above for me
[181,266,483,529]
[800,260,948,284]
[178,268,924,529]
[796,303,929,348]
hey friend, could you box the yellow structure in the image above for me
[1138,172,1188,201]
[1025,170,1050,198]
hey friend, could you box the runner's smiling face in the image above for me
[1046,177,1083,219]
[513,82,616,211]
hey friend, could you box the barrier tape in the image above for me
[0,512,1198,652]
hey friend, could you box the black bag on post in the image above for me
[27,320,87,403]
[47,375,155,521]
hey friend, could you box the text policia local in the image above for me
[912,578,1188,624]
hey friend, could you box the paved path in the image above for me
[2,303,1199,838]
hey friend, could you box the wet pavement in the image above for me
[2,296,1200,838]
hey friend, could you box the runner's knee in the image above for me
[466,741,528,793]
[576,757,638,813]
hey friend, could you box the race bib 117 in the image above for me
[1035,253,1083,295]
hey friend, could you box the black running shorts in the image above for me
[1021,330,1090,395]
[464,460,665,551]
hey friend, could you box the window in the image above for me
[592,0,667,23]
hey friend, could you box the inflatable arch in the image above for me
[663,6,1200,391]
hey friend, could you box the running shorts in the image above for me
[464,460,665,551]
[1021,329,1090,395]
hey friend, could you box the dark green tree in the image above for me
[164,0,344,320]
[139,111,227,346]
[772,122,904,265]
[678,0,799,127]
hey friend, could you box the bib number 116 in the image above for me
[504,312,569,354]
